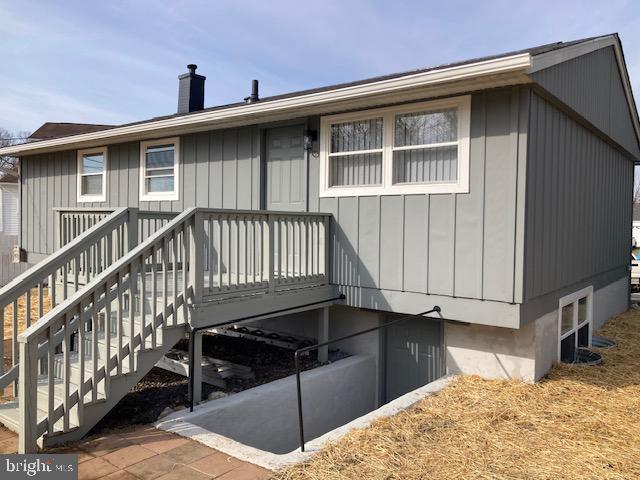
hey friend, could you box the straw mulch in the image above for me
[2,288,51,341]
[2,289,51,402]
[277,309,640,480]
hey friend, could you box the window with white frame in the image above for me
[319,96,470,196]
[558,286,593,363]
[77,147,107,202]
[139,138,180,201]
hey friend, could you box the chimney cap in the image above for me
[187,64,198,74]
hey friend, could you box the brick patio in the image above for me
[0,425,271,480]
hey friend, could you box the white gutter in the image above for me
[0,53,531,156]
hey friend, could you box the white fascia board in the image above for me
[0,53,531,156]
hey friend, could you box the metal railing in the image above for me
[293,306,442,452]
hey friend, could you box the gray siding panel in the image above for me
[322,88,526,310]
[20,126,261,257]
[523,92,633,302]
[532,46,640,159]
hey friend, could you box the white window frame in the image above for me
[557,285,593,361]
[139,137,180,201]
[77,146,108,203]
[319,95,471,197]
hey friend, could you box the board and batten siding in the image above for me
[20,126,261,258]
[311,88,529,307]
[523,92,633,305]
[532,46,640,160]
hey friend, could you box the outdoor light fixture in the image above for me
[303,129,317,152]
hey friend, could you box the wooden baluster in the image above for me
[63,263,68,300]
[77,303,85,425]
[151,246,157,349]
[62,313,70,431]
[12,300,18,394]
[182,225,189,323]
[244,217,248,287]
[91,292,98,403]
[140,256,147,349]
[268,216,275,294]
[116,271,123,376]
[25,289,31,328]
[18,338,38,453]
[47,325,54,434]
[217,216,223,290]
[208,216,214,293]
[162,238,168,327]
[172,230,178,325]
[74,256,80,294]
[128,263,135,373]
[104,282,111,397]
[38,283,43,319]
[50,272,57,308]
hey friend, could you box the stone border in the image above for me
[155,374,455,470]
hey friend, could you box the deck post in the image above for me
[18,339,38,453]
[318,306,329,362]
[127,208,139,252]
[191,331,203,404]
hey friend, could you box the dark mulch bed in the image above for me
[90,333,325,434]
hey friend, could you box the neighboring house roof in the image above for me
[29,122,115,140]
[1,33,638,157]
[634,204,640,222]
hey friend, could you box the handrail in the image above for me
[0,208,130,304]
[19,208,197,342]
[293,306,442,452]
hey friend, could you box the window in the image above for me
[319,96,470,196]
[558,286,593,362]
[139,138,180,201]
[77,147,107,202]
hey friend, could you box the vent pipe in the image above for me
[245,79,259,103]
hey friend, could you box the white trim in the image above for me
[139,137,180,201]
[0,54,531,156]
[557,285,593,361]
[319,96,471,197]
[76,146,107,203]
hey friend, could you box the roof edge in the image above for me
[0,52,531,156]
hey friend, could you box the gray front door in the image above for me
[385,316,443,402]
[266,125,306,211]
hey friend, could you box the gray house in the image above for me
[0,33,637,453]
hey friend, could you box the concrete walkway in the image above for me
[0,425,271,480]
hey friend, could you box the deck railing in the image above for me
[13,206,332,452]
[0,208,135,391]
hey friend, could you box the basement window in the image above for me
[558,286,593,362]
[319,96,470,197]
[140,137,180,201]
[77,147,107,203]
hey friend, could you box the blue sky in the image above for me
[1,0,639,133]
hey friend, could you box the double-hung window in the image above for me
[320,96,470,196]
[140,138,180,201]
[558,286,593,362]
[77,147,107,203]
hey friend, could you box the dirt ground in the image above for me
[278,309,640,480]
[90,333,325,435]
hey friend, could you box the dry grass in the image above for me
[2,289,51,401]
[278,309,640,480]
[2,288,51,341]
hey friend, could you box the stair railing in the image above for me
[0,208,136,396]
[16,207,199,453]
